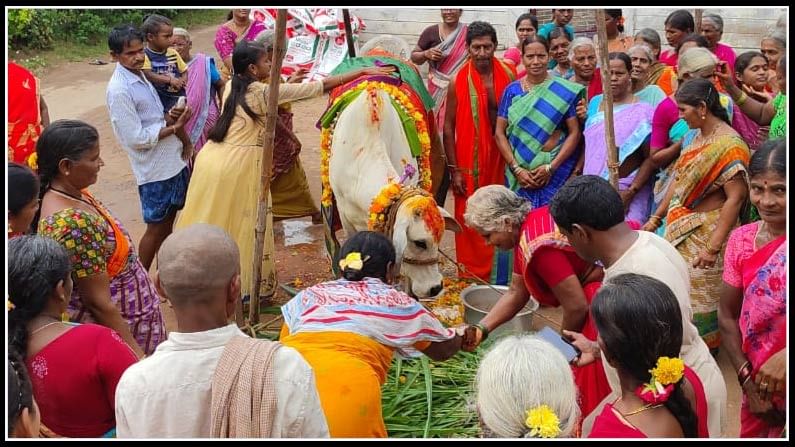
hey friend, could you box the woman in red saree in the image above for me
[8,62,49,168]
[718,140,786,438]
[461,185,612,420]
[589,273,709,438]
[8,235,138,437]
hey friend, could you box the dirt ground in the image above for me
[36,24,741,437]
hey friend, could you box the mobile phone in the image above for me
[176,96,186,109]
[536,326,581,364]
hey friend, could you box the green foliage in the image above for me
[8,8,222,50]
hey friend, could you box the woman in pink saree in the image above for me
[173,28,223,159]
[718,140,786,438]
[214,9,267,80]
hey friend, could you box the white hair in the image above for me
[476,335,580,438]
[627,43,654,62]
[172,27,190,40]
[463,185,532,233]
[568,37,595,62]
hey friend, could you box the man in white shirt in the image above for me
[115,224,329,438]
[106,24,193,272]
[548,175,727,437]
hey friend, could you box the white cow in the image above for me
[329,86,460,298]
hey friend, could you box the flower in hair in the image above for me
[7,299,15,311]
[339,252,368,271]
[525,404,561,438]
[636,356,684,404]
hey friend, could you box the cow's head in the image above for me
[391,194,461,298]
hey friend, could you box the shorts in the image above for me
[138,167,189,224]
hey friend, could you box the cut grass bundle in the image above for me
[381,343,492,438]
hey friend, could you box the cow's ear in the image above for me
[438,206,462,233]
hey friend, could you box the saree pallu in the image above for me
[427,23,468,131]
[214,21,267,80]
[184,53,220,155]
[504,78,584,209]
[453,59,516,284]
[739,236,786,437]
[8,62,43,168]
[732,104,769,152]
[584,99,655,222]
[646,62,678,96]
[664,131,750,352]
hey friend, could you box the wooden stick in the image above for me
[695,9,703,33]
[342,9,356,58]
[249,9,288,324]
[595,9,619,189]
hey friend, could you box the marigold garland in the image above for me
[367,182,403,232]
[320,80,433,208]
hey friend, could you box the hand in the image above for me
[576,98,587,121]
[528,166,551,187]
[425,47,443,62]
[361,66,397,77]
[562,330,598,366]
[713,61,733,91]
[451,170,467,197]
[742,83,771,102]
[618,189,634,210]
[742,379,786,426]
[514,168,536,189]
[755,350,786,401]
[168,104,186,122]
[287,68,308,83]
[174,105,193,129]
[462,325,483,352]
[692,248,718,269]
[641,219,661,232]
[181,142,195,162]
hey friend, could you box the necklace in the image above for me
[617,402,663,417]
[49,187,94,208]
[521,76,547,92]
[30,320,63,336]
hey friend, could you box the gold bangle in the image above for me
[545,164,552,174]
[648,215,661,224]
[736,91,749,106]
[706,239,721,254]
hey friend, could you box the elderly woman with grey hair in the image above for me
[700,13,737,76]
[476,334,580,438]
[175,38,394,302]
[760,29,785,95]
[634,28,678,96]
[627,44,667,108]
[568,37,602,102]
[462,184,612,418]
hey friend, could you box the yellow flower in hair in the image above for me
[27,152,38,171]
[650,356,684,386]
[7,299,15,311]
[339,252,364,271]
[525,404,561,438]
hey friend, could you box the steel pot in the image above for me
[461,285,538,339]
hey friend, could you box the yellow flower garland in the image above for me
[320,80,433,208]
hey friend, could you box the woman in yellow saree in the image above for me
[660,79,750,355]
[279,232,463,437]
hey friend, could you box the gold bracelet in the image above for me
[736,91,749,106]
[648,215,662,224]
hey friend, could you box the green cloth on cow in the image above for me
[388,96,421,157]
[319,88,364,129]
[331,56,435,110]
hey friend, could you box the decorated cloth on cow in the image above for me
[329,56,434,110]
[452,58,516,285]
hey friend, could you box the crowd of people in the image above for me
[6,7,787,439]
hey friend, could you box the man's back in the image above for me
[115,324,329,438]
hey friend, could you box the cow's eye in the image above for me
[413,240,427,250]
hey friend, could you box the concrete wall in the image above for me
[353,7,786,58]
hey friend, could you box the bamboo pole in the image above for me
[695,9,703,33]
[342,9,356,58]
[249,9,288,324]
[595,9,619,189]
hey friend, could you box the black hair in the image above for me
[635,28,662,53]
[522,34,550,55]
[605,9,624,33]
[466,21,498,47]
[608,51,632,72]
[515,13,538,32]
[34,120,100,230]
[208,41,268,142]
[592,273,698,437]
[336,231,396,282]
[108,24,145,54]
[675,78,731,126]
[734,51,768,80]
[142,13,172,38]
[549,175,624,232]
[227,10,234,21]
[549,26,572,43]
[8,235,72,357]
[8,351,35,434]
[749,139,785,179]
[678,33,709,50]
[665,10,695,34]
[8,163,40,216]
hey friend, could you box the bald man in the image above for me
[115,224,329,438]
